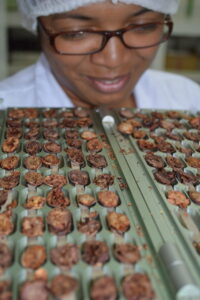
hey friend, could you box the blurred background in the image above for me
[0,0,200,84]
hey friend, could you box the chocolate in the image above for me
[0,190,8,207]
[175,170,198,185]
[0,242,12,268]
[167,190,190,209]
[43,141,61,153]
[120,108,134,119]
[93,174,114,188]
[21,245,46,269]
[8,108,24,119]
[21,216,44,237]
[117,122,133,135]
[81,130,97,140]
[20,279,48,300]
[74,107,90,118]
[23,108,38,119]
[97,190,119,208]
[6,119,22,127]
[24,156,42,170]
[114,243,141,264]
[66,148,85,166]
[59,118,77,128]
[107,211,130,234]
[77,117,93,128]
[122,273,155,300]
[68,170,90,186]
[189,117,200,129]
[160,120,175,131]
[137,140,157,152]
[90,276,117,300]
[42,108,57,118]
[0,212,14,236]
[86,154,107,169]
[77,194,96,207]
[50,243,79,268]
[24,171,44,187]
[188,191,200,205]
[50,274,78,298]
[0,156,19,170]
[186,157,200,169]
[65,130,79,139]
[165,131,182,141]
[2,137,19,153]
[66,138,82,149]
[0,171,20,189]
[0,281,12,300]
[24,128,40,140]
[47,187,70,208]
[77,213,101,236]
[166,156,185,169]
[42,154,60,167]
[43,128,59,140]
[154,169,177,185]
[47,208,72,235]
[144,152,165,169]
[25,196,46,210]
[157,141,175,154]
[183,131,200,142]
[87,138,103,153]
[43,174,67,188]
[82,240,109,265]
[6,127,22,138]
[132,130,148,139]
[25,141,41,155]
[42,119,58,128]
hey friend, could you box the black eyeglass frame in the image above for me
[38,15,173,55]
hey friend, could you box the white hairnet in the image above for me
[17,0,180,32]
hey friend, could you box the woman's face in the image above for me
[39,2,164,108]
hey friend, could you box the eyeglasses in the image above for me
[38,16,173,55]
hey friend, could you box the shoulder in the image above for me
[137,69,200,110]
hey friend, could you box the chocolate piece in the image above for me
[97,190,119,208]
[21,216,44,237]
[43,174,67,188]
[151,112,165,119]
[157,141,175,154]
[59,111,74,118]
[0,171,20,189]
[43,128,59,140]
[90,276,117,300]
[66,148,85,166]
[166,156,185,169]
[167,190,190,209]
[160,120,175,131]
[2,137,19,153]
[65,130,79,139]
[23,108,38,119]
[43,141,61,153]
[87,154,107,169]
[189,117,200,129]
[132,130,148,139]
[66,138,82,149]
[50,243,79,268]
[107,211,130,234]
[117,122,133,135]
[24,120,39,128]
[24,128,40,140]
[42,108,57,118]
[175,170,198,185]
[193,242,200,254]
[165,131,182,141]
[186,157,200,169]
[77,213,101,236]
[24,156,42,170]
[114,243,141,264]
[0,190,8,207]
[150,134,165,144]
[178,146,193,156]
[6,119,22,127]
[42,119,58,128]
[82,240,109,265]
[47,187,70,208]
[93,174,114,188]
[24,171,44,187]
[0,156,19,170]
[81,130,97,140]
[42,154,60,167]
[47,208,72,235]
[0,242,12,268]
[120,108,134,119]
[154,169,176,185]
[20,279,48,300]
[87,138,103,153]
[0,280,12,300]
[8,108,24,119]
[183,131,200,142]
[74,107,90,118]
[126,118,142,128]
[137,140,157,152]
[6,127,22,138]
[25,141,41,155]
[122,273,155,300]
[25,196,46,210]
[77,194,96,207]
[167,111,182,119]
[77,117,93,128]
[59,118,77,128]
[21,245,46,269]
[144,152,165,169]
[188,191,200,205]
[0,212,14,236]
[68,170,90,186]
[50,274,78,298]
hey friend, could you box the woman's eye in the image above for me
[60,31,88,40]
[135,23,159,33]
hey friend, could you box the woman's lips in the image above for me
[86,74,130,93]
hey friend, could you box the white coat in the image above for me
[0,54,200,110]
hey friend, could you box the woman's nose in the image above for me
[90,36,131,68]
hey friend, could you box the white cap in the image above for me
[17,0,180,32]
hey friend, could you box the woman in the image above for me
[0,0,200,110]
